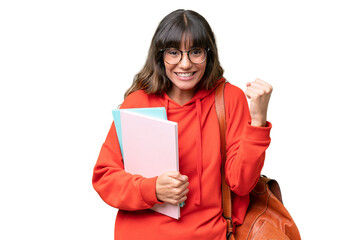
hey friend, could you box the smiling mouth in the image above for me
[175,72,195,77]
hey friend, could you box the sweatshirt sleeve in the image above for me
[92,97,162,210]
[224,84,272,196]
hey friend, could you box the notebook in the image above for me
[119,110,180,219]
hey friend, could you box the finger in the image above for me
[170,173,188,182]
[247,84,272,96]
[173,188,188,198]
[254,78,273,89]
[181,175,188,182]
[178,181,189,192]
[172,185,189,198]
[173,178,189,188]
[249,78,272,89]
[178,195,187,204]
[166,198,184,205]
[173,189,189,203]
[166,171,181,178]
[175,188,189,201]
[172,195,187,205]
[158,172,184,188]
[166,171,187,183]
[246,86,265,99]
[175,180,189,194]
[180,188,189,198]
[247,82,265,91]
[245,88,256,100]
[248,81,272,92]
[166,172,187,185]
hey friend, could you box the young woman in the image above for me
[93,9,272,240]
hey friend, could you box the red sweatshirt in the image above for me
[92,79,271,240]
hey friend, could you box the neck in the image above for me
[166,88,195,105]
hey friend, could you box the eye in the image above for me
[166,49,180,57]
[190,48,203,56]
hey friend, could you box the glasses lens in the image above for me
[164,49,181,64]
[189,48,206,64]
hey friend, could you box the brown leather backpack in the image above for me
[215,81,301,240]
[236,176,301,240]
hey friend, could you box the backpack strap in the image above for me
[215,80,235,240]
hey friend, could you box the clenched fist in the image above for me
[156,171,189,205]
[245,78,273,127]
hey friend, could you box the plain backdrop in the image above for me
[1,0,359,239]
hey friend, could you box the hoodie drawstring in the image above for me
[195,99,203,206]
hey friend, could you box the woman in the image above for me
[93,9,272,240]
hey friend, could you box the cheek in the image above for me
[199,64,206,77]
[164,63,174,78]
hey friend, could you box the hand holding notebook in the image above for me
[113,108,182,219]
[156,171,189,205]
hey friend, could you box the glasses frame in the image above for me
[160,47,210,65]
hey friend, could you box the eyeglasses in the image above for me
[161,48,209,65]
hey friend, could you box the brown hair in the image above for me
[124,9,224,98]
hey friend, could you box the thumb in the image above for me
[245,90,252,100]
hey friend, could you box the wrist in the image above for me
[250,118,266,127]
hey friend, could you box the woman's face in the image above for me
[164,38,206,100]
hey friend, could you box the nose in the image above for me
[178,53,192,69]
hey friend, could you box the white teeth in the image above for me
[176,72,194,77]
